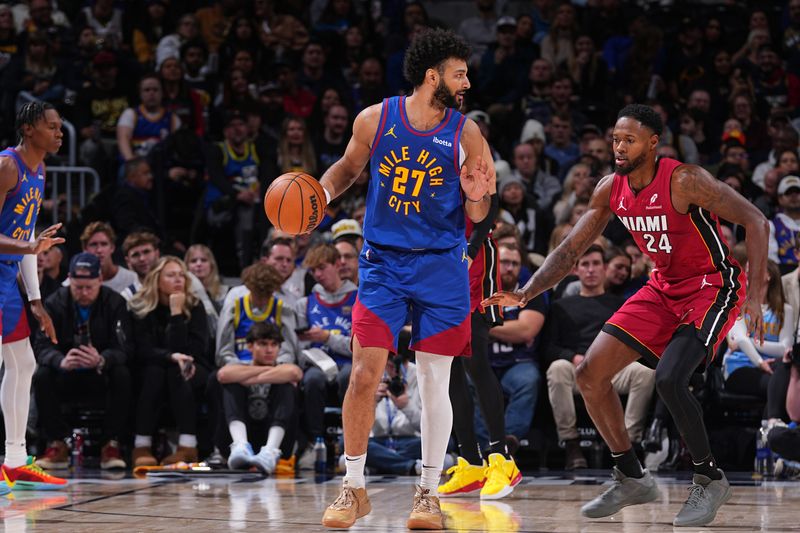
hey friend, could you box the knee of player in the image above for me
[654,366,680,396]
[574,360,598,392]
[348,363,382,394]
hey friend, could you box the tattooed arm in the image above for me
[482,174,615,307]
[672,164,770,341]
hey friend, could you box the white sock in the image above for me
[415,351,454,493]
[135,435,152,448]
[265,426,285,452]
[178,434,197,448]
[229,421,248,445]
[342,453,367,488]
[420,465,442,491]
[1,340,35,469]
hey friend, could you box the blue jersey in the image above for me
[306,289,356,366]
[365,96,467,250]
[233,294,283,362]
[0,148,44,262]
[131,106,171,157]
[204,141,260,208]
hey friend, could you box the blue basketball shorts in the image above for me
[0,261,29,343]
[352,240,471,356]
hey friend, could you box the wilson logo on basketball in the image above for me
[304,194,320,233]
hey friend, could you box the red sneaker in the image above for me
[100,440,127,470]
[2,457,69,490]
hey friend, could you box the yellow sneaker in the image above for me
[480,501,521,531]
[440,501,485,532]
[479,453,521,500]
[275,455,296,477]
[438,457,486,497]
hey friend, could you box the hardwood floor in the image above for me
[2,470,797,532]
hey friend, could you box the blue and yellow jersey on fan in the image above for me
[364,96,467,251]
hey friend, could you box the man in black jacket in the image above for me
[33,253,133,471]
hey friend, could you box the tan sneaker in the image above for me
[407,485,444,530]
[36,440,69,469]
[321,485,371,528]
[132,447,157,467]
[161,446,198,466]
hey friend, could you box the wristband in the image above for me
[466,194,488,203]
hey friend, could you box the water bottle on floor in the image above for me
[754,420,773,476]
[314,437,327,474]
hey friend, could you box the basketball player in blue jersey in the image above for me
[0,102,69,492]
[319,29,494,530]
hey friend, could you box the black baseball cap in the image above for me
[69,253,101,279]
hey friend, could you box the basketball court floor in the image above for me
[1,469,797,532]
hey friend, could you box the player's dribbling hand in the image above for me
[460,155,491,202]
[32,223,65,255]
[481,290,528,308]
[30,300,57,344]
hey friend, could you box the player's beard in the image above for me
[614,151,647,175]
[432,79,460,110]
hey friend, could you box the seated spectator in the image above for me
[544,113,580,176]
[209,262,300,463]
[553,162,595,224]
[261,236,309,306]
[724,261,793,401]
[36,244,63,300]
[296,244,357,444]
[276,116,317,175]
[73,51,130,177]
[752,120,799,190]
[545,245,655,469]
[331,222,360,287]
[159,56,207,138]
[511,141,561,213]
[129,256,211,467]
[359,354,423,475]
[156,14,200,69]
[116,73,180,162]
[185,244,230,312]
[219,322,302,474]
[111,157,163,245]
[122,232,219,337]
[477,17,530,106]
[76,0,124,50]
[34,253,133,470]
[768,175,800,268]
[130,0,168,68]
[350,57,387,112]
[204,109,272,275]
[331,219,364,253]
[66,222,139,294]
[479,244,546,446]
[497,174,547,254]
[315,104,349,175]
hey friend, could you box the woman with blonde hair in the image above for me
[277,116,317,175]
[553,162,594,224]
[129,256,211,467]
[185,244,230,312]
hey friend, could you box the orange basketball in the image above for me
[264,172,328,234]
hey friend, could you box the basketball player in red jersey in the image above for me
[484,104,769,527]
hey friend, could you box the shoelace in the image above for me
[597,472,625,501]
[331,488,356,510]
[485,461,508,484]
[683,484,706,508]
[23,462,54,479]
[413,491,439,514]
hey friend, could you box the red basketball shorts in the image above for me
[602,268,746,367]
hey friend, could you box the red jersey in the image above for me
[609,158,739,286]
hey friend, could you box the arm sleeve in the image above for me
[467,193,498,259]
[277,307,300,364]
[727,318,765,366]
[757,305,795,357]
[19,231,40,301]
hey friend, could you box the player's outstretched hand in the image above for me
[460,155,491,202]
[481,290,528,308]
[743,296,765,344]
[32,223,65,255]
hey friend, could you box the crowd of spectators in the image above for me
[1,0,800,474]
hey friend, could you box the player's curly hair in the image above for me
[617,104,663,136]
[403,28,471,87]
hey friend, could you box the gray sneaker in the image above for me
[581,467,661,518]
[673,471,732,527]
